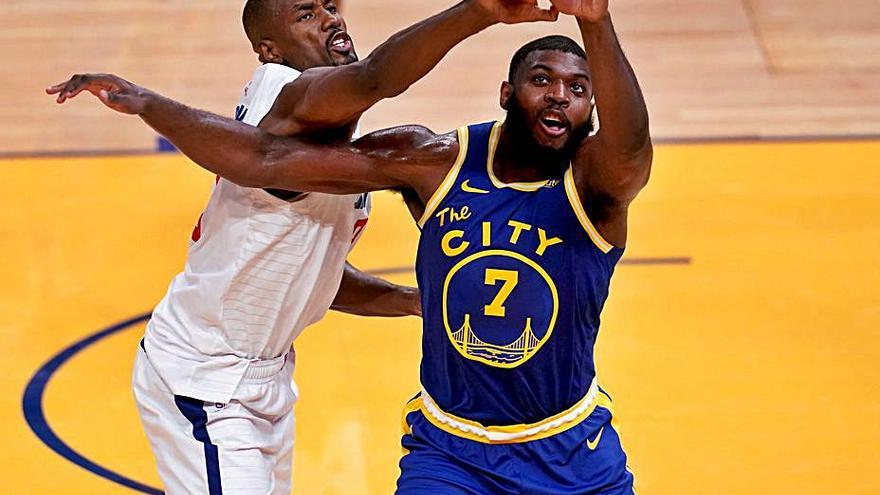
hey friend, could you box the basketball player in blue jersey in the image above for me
[50,0,651,492]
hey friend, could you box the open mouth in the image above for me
[327,31,352,55]
[539,110,569,137]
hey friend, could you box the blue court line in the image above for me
[20,255,688,492]
[21,312,163,495]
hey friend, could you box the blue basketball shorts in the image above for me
[396,392,635,495]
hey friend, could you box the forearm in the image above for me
[577,14,650,155]
[361,1,494,99]
[331,263,421,317]
[294,1,498,126]
[138,91,279,187]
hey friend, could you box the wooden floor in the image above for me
[2,0,880,493]
[1,139,879,494]
[2,0,880,155]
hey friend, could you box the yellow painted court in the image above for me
[1,138,878,494]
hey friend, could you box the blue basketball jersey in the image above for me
[415,121,624,426]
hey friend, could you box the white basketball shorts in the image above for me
[132,343,298,494]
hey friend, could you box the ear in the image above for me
[500,81,513,110]
[256,39,282,64]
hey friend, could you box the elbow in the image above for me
[254,142,292,189]
[623,121,652,162]
[226,137,287,189]
[360,58,410,99]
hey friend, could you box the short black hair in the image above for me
[508,35,588,82]
[243,0,273,46]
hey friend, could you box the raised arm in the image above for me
[263,0,559,134]
[554,0,652,246]
[47,75,458,198]
[331,262,421,317]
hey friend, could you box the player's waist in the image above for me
[410,378,610,444]
[141,331,292,404]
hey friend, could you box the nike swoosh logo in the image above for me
[461,180,490,194]
[586,427,604,450]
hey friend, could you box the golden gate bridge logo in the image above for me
[451,314,540,364]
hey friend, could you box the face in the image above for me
[501,50,594,153]
[261,0,358,70]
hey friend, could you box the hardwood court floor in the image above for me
[1,138,878,494]
[4,0,880,154]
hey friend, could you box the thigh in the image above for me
[133,348,225,494]
[397,434,486,495]
[133,349,293,495]
[396,411,519,495]
[270,405,295,495]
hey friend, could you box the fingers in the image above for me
[522,4,559,22]
[46,74,89,104]
[45,73,116,104]
[97,89,113,106]
[539,5,560,21]
[45,82,66,95]
[547,0,577,15]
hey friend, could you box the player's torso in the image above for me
[416,121,622,425]
[150,63,370,363]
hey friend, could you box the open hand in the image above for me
[550,0,609,22]
[473,0,560,25]
[46,73,150,115]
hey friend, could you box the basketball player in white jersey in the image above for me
[49,1,559,493]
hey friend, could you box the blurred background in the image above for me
[1,0,878,494]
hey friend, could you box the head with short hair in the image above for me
[500,35,594,160]
[242,0,357,70]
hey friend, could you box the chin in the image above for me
[332,52,358,66]
[530,130,569,151]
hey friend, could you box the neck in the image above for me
[493,123,568,183]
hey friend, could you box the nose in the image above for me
[544,80,569,108]
[321,6,342,31]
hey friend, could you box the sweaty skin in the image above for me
[49,1,650,247]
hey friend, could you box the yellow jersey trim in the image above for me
[400,396,422,455]
[563,168,614,253]
[486,121,553,192]
[415,384,604,444]
[401,396,422,435]
[417,126,469,228]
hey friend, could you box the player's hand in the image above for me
[472,0,559,25]
[46,73,151,115]
[550,0,609,23]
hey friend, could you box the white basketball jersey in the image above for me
[144,63,371,403]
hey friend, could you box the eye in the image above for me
[532,74,549,85]
[326,5,338,13]
[571,83,585,95]
[298,12,314,22]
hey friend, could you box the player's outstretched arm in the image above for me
[553,0,652,246]
[562,1,650,154]
[331,263,421,317]
[266,0,559,133]
[47,74,458,195]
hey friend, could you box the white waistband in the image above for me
[420,377,599,443]
[242,352,289,380]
